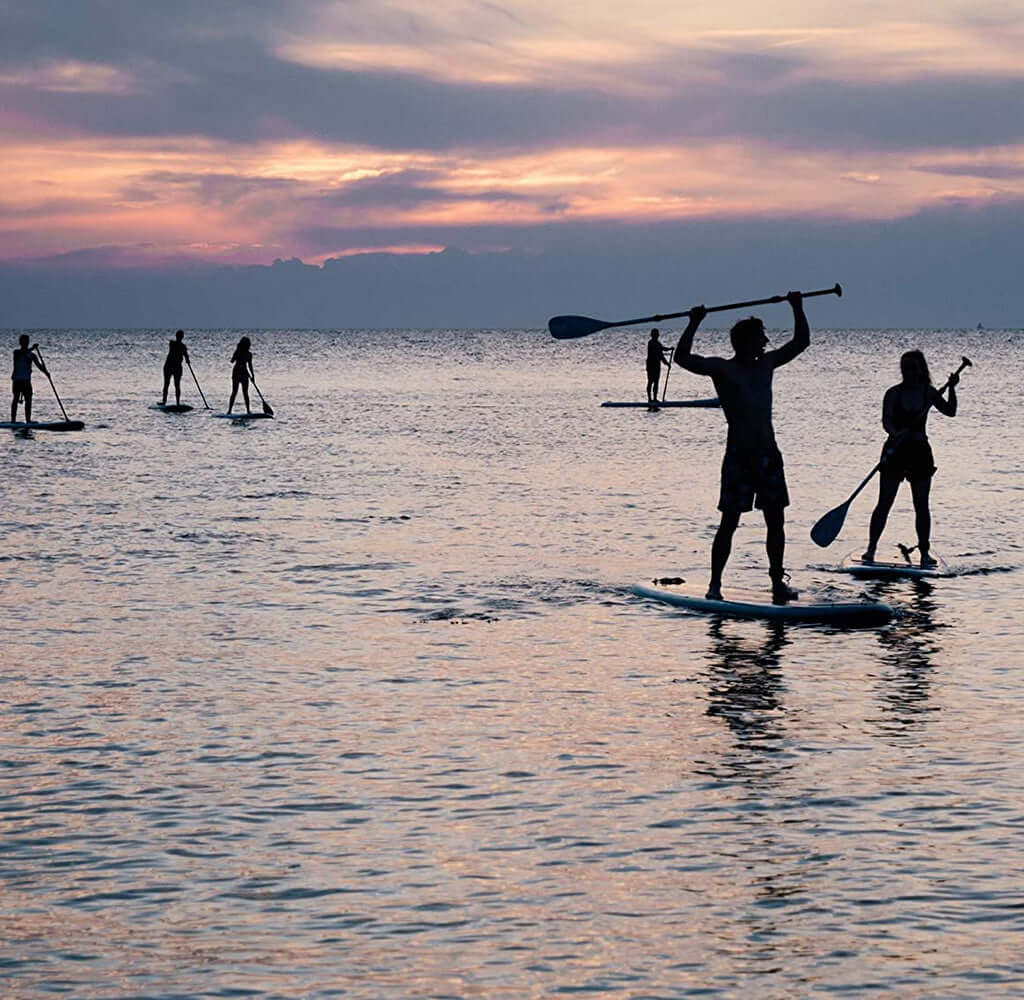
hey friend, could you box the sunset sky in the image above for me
[3,0,1024,270]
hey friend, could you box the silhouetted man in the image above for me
[674,292,808,603]
[162,329,191,406]
[646,328,670,404]
[11,334,47,423]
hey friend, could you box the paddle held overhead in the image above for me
[548,283,841,339]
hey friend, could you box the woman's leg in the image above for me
[241,379,251,412]
[228,377,239,412]
[864,472,901,559]
[910,476,933,562]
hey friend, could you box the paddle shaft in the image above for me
[549,283,841,339]
[809,357,971,547]
[31,346,70,422]
[187,358,211,409]
[250,375,274,416]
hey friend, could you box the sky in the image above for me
[1,0,1023,326]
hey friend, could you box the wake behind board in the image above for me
[602,398,720,408]
[632,579,893,626]
[0,420,85,432]
[839,551,950,579]
[211,412,274,420]
[150,402,194,413]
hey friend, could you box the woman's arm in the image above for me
[932,378,958,417]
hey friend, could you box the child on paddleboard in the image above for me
[673,292,809,604]
[861,349,958,568]
[11,334,47,423]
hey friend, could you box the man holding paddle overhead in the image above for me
[674,292,808,603]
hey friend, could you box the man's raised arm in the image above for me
[768,291,809,367]
[673,306,716,375]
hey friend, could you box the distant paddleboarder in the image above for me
[161,330,191,406]
[646,329,670,404]
[10,334,47,423]
[861,350,958,568]
[674,292,809,603]
[227,336,255,414]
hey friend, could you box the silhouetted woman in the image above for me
[228,336,254,414]
[161,329,190,405]
[862,349,958,568]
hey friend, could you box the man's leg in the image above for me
[173,371,182,405]
[23,385,32,423]
[11,387,18,423]
[764,504,785,579]
[708,509,741,599]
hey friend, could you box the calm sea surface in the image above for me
[1,325,1022,998]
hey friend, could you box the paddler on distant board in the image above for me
[646,328,670,405]
[161,329,191,406]
[11,334,47,423]
[674,291,809,603]
[861,350,958,568]
[227,335,255,414]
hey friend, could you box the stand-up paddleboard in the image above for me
[0,420,85,432]
[602,398,720,408]
[211,412,274,420]
[838,551,950,579]
[150,402,194,413]
[632,578,893,626]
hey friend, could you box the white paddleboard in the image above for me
[0,420,85,432]
[839,551,950,579]
[632,578,893,626]
[150,403,194,413]
[211,412,274,420]
[601,398,720,408]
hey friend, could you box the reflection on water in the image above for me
[704,619,789,747]
[867,578,943,729]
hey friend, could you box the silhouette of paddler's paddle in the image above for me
[810,356,972,548]
[31,345,72,422]
[548,283,842,340]
[250,376,274,417]
[187,358,211,409]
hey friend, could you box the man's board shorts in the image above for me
[719,445,789,513]
[881,434,935,483]
[163,360,183,378]
[11,377,32,397]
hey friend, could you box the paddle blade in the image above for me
[810,501,849,548]
[262,400,274,416]
[548,315,612,339]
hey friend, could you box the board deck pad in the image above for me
[211,412,274,420]
[0,420,85,432]
[601,398,720,408]
[150,403,194,413]
[633,579,893,626]
[839,551,950,578]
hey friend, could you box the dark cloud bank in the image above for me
[1,199,1021,329]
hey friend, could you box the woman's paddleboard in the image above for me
[0,420,85,432]
[601,398,720,408]
[150,403,194,413]
[838,551,950,579]
[632,579,893,626]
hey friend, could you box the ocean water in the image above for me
[1,324,1022,998]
